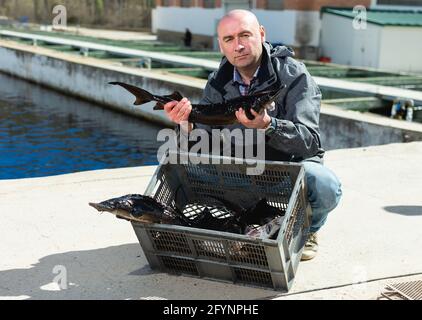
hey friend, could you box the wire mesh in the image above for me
[387,280,422,300]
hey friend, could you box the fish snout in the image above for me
[89,202,111,212]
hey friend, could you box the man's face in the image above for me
[218,16,265,71]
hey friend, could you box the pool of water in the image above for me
[0,73,164,180]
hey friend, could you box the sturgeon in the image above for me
[89,194,285,240]
[89,194,190,225]
[109,81,286,125]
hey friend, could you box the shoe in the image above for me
[301,232,318,261]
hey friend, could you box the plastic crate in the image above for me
[131,152,312,291]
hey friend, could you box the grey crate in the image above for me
[131,153,312,291]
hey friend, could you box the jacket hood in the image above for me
[268,43,295,59]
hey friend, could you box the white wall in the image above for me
[321,13,381,69]
[322,13,422,72]
[293,10,321,47]
[152,7,224,35]
[320,14,356,65]
[350,23,381,69]
[152,7,320,47]
[253,9,296,45]
[378,26,422,72]
[252,10,296,44]
[255,10,320,46]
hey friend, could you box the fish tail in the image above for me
[153,91,183,110]
[109,81,155,106]
[153,102,165,110]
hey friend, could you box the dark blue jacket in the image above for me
[196,42,325,163]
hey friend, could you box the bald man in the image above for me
[163,10,342,261]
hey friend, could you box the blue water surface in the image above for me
[0,73,164,179]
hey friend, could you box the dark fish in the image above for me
[207,196,285,225]
[203,196,286,239]
[241,198,285,226]
[182,196,284,237]
[188,207,244,234]
[89,193,284,239]
[109,81,286,125]
[89,194,190,225]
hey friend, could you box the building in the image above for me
[371,0,422,10]
[152,0,370,59]
[320,7,422,72]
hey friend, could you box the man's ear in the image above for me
[217,38,224,54]
[260,25,266,43]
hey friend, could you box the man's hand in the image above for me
[163,98,193,132]
[235,108,271,129]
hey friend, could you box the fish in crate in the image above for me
[89,194,286,242]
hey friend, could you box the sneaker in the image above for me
[301,232,318,261]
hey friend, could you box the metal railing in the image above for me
[1,29,422,106]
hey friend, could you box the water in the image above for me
[0,73,164,180]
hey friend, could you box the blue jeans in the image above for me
[302,161,342,233]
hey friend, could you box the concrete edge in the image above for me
[321,103,422,133]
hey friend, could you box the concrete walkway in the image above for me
[0,142,421,300]
[48,26,157,41]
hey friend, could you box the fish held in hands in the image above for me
[109,81,286,125]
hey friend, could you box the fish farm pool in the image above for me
[0,73,163,180]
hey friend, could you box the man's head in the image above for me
[217,10,266,73]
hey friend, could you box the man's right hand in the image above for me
[163,98,192,124]
[163,98,193,133]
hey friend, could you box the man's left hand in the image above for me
[235,108,271,129]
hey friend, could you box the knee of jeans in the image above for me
[319,176,342,212]
[308,173,342,212]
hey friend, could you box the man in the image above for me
[163,10,342,261]
[184,28,192,47]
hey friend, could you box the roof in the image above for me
[322,7,422,27]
